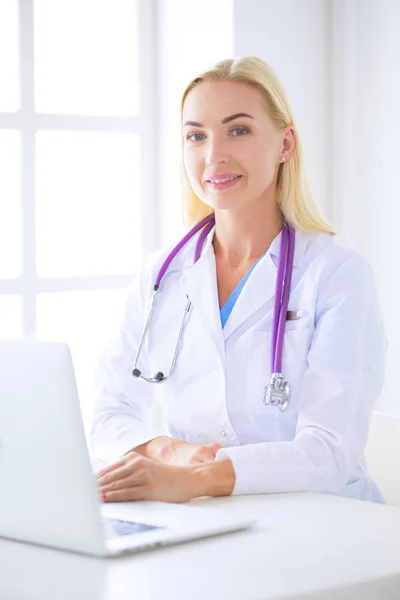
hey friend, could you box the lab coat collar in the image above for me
[268,226,309,269]
[177,224,310,350]
[177,223,309,270]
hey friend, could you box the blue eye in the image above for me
[231,127,248,136]
[187,132,204,142]
[186,127,249,142]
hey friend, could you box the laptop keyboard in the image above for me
[103,517,164,538]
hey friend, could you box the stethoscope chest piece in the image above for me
[263,373,290,412]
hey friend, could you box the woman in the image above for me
[92,56,386,504]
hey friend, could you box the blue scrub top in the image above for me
[220,252,266,328]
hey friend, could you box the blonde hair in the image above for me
[180,56,335,235]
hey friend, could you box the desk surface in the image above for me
[1,492,400,600]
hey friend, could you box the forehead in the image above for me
[182,80,270,123]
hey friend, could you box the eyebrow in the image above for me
[183,112,255,127]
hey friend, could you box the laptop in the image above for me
[0,338,255,558]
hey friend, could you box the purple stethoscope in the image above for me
[132,212,295,411]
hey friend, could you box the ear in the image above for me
[281,126,295,155]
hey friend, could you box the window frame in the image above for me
[0,0,159,336]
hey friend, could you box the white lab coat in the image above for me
[91,226,386,503]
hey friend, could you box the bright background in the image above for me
[0,0,399,438]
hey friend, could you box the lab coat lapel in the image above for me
[222,256,277,340]
[177,226,308,356]
[178,244,225,365]
[221,228,308,340]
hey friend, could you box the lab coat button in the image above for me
[219,429,227,438]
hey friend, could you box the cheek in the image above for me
[235,138,270,167]
[184,150,203,188]
[246,142,275,180]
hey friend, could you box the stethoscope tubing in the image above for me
[273,224,295,375]
[132,212,295,411]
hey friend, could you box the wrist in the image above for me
[189,458,236,498]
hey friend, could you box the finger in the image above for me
[97,454,145,483]
[99,471,145,493]
[97,464,132,486]
[192,447,212,458]
[99,460,148,489]
[205,442,223,452]
[96,458,127,478]
[188,453,214,465]
[102,486,147,503]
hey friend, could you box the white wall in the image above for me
[336,0,400,416]
[233,0,400,416]
[234,0,331,221]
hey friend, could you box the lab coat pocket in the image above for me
[247,325,314,442]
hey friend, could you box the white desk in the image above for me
[1,492,400,600]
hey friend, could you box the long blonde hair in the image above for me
[180,56,335,234]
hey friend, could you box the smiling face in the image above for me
[182,80,293,215]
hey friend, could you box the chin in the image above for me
[207,194,248,211]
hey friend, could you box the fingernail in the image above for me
[102,491,107,502]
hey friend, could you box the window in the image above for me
[0,0,156,435]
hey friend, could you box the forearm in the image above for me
[190,458,236,498]
[214,432,352,496]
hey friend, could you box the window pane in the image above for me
[36,131,142,277]
[0,0,20,111]
[0,131,21,279]
[36,289,127,433]
[34,0,139,116]
[0,295,22,338]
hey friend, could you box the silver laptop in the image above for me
[0,338,255,557]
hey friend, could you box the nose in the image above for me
[205,138,229,166]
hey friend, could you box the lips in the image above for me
[206,173,242,183]
[206,175,243,191]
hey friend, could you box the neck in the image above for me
[212,204,283,268]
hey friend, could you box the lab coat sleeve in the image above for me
[90,253,165,466]
[215,252,387,496]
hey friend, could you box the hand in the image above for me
[133,436,224,467]
[163,440,224,466]
[96,451,206,504]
